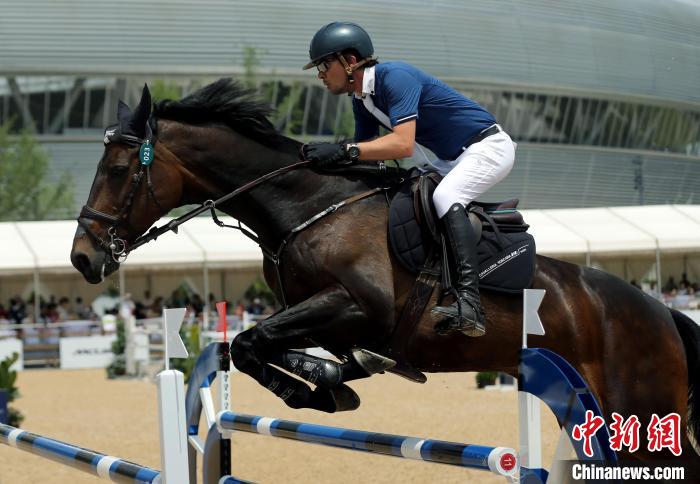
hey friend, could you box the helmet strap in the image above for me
[338,55,373,82]
[337,54,355,84]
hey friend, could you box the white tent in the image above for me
[526,205,700,257]
[1,217,262,273]
[2,205,700,321]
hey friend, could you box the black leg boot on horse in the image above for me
[431,203,486,337]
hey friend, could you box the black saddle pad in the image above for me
[388,179,536,294]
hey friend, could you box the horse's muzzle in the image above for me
[71,247,120,284]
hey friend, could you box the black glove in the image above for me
[302,142,349,168]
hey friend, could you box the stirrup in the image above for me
[431,300,486,337]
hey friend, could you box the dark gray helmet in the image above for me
[302,22,374,70]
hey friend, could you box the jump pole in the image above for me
[0,423,161,483]
[0,308,192,484]
[216,411,519,478]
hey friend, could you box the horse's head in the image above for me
[71,85,184,283]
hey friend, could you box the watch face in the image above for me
[348,146,360,159]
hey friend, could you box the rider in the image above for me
[301,22,516,338]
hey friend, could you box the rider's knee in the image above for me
[433,183,466,219]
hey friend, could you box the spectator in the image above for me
[74,297,92,320]
[246,298,265,316]
[9,297,26,324]
[119,293,135,321]
[0,304,8,321]
[191,293,204,316]
[56,297,72,321]
[644,281,660,299]
[133,302,148,320]
[150,296,164,317]
[142,290,153,308]
[234,300,253,331]
[663,276,678,294]
[680,272,691,288]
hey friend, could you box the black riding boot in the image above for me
[431,203,486,337]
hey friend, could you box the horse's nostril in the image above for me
[72,252,92,273]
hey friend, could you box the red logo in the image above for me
[609,412,641,453]
[571,410,606,457]
[647,413,682,456]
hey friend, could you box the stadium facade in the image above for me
[1,0,699,218]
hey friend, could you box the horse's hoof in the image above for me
[311,384,361,412]
[351,348,396,375]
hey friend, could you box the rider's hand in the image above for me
[302,142,349,168]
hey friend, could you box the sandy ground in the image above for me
[0,367,561,484]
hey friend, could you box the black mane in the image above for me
[154,78,297,150]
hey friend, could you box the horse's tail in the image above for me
[670,308,700,445]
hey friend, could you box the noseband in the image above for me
[77,118,163,263]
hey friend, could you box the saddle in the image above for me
[388,170,534,286]
[383,171,537,382]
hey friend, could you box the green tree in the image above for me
[0,121,74,221]
[243,46,264,90]
[150,80,182,102]
[244,277,276,307]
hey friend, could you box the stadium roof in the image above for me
[1,205,699,275]
[1,0,699,107]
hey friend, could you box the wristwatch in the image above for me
[345,143,361,162]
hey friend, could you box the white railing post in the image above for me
[156,308,190,484]
[519,289,546,474]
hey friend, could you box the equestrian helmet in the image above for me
[303,22,374,70]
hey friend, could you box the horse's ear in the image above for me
[117,100,131,123]
[130,84,152,128]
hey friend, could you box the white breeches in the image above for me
[432,128,516,218]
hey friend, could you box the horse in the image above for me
[70,79,699,470]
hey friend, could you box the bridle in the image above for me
[77,117,163,263]
[78,114,398,308]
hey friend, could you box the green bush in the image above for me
[106,319,127,379]
[0,352,24,426]
[476,371,498,389]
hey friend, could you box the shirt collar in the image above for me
[354,65,376,99]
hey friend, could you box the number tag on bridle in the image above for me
[139,142,154,165]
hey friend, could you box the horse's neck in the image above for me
[170,123,358,246]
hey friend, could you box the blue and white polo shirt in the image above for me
[352,61,496,161]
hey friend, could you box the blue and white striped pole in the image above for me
[0,423,160,483]
[216,411,519,479]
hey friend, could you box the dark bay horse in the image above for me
[71,79,699,468]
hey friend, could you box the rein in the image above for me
[130,157,388,309]
[126,159,314,254]
[82,124,395,308]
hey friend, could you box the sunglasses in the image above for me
[316,56,337,73]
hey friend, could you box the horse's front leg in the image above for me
[230,284,392,412]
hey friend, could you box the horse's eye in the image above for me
[109,165,129,177]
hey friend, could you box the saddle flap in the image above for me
[412,172,441,244]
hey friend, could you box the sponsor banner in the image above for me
[59,335,117,370]
[0,339,23,371]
